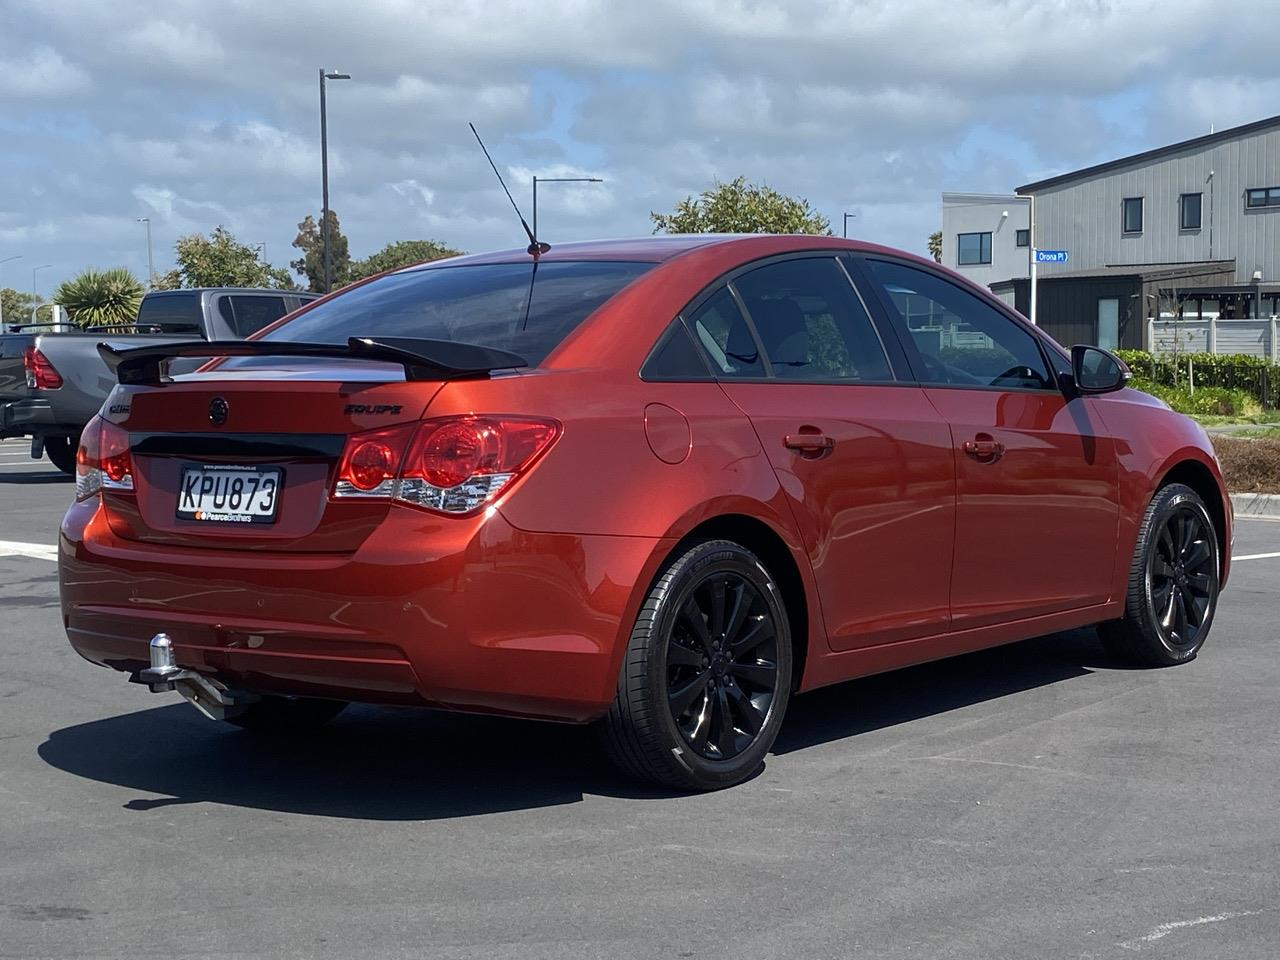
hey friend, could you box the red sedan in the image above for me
[60,235,1230,790]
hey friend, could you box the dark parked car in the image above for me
[60,236,1230,790]
[0,288,318,472]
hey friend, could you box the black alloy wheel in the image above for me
[1148,503,1216,650]
[600,539,793,790]
[1100,483,1221,667]
[666,572,779,762]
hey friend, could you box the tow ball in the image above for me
[132,633,257,721]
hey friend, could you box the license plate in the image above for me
[176,465,283,524]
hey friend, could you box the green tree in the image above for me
[928,231,942,263]
[165,226,296,289]
[291,210,351,292]
[53,268,145,328]
[651,176,832,235]
[349,239,463,283]
[1,288,42,330]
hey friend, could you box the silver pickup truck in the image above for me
[0,287,318,473]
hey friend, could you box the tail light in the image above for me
[333,416,559,516]
[75,416,134,501]
[23,346,63,389]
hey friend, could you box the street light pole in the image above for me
[318,68,351,294]
[531,176,604,240]
[137,217,154,289]
[842,212,857,238]
[0,255,20,330]
[32,264,52,325]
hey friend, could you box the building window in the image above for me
[1246,187,1280,208]
[1122,197,1143,234]
[957,232,992,265]
[1180,192,1202,230]
[1015,229,1029,248]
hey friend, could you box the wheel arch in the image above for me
[665,512,816,692]
[1155,454,1231,581]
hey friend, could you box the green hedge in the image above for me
[1118,350,1278,409]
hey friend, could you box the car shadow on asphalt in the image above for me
[37,629,1109,820]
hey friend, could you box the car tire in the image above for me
[1099,483,1221,667]
[600,539,793,791]
[224,695,347,733]
[44,435,77,475]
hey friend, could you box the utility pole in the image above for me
[137,218,154,289]
[318,68,351,294]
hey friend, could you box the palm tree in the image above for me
[54,267,145,328]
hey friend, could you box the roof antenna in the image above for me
[469,122,550,258]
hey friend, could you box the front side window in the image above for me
[864,258,1054,391]
[259,260,654,366]
[1123,197,1144,233]
[730,257,892,382]
[1180,193,1202,230]
[686,287,765,378]
[957,232,992,265]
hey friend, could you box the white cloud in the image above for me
[0,46,90,99]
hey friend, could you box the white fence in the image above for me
[1148,316,1279,359]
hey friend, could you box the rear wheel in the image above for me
[1099,483,1221,667]
[224,695,347,733]
[43,435,77,475]
[600,539,792,791]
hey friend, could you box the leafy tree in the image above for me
[928,231,942,263]
[1,288,42,330]
[291,210,351,292]
[349,239,463,283]
[164,226,296,289]
[53,268,145,327]
[651,176,832,235]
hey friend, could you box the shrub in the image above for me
[1118,350,1279,409]
[1128,378,1257,417]
[1211,435,1280,494]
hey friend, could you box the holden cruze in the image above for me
[59,235,1230,790]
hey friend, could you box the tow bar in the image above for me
[132,633,257,721]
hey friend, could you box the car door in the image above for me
[687,255,956,650]
[858,256,1119,630]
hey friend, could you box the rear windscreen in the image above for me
[258,260,654,366]
[136,293,202,334]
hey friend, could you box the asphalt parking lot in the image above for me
[1,435,1278,960]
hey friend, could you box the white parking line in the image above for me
[1234,552,1280,562]
[0,540,58,562]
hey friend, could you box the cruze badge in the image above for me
[208,397,229,426]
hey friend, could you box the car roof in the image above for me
[400,234,918,270]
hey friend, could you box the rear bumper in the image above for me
[1,398,73,438]
[59,499,670,722]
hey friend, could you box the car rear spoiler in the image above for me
[98,337,530,385]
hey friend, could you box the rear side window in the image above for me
[218,295,289,337]
[864,259,1054,390]
[642,322,711,380]
[261,261,653,366]
[732,257,892,382]
[136,293,202,334]
[686,287,765,378]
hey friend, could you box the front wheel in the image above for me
[600,539,793,791]
[1099,483,1221,667]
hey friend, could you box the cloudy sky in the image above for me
[2,0,1278,295]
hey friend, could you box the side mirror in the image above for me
[1070,344,1130,394]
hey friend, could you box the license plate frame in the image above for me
[176,464,284,525]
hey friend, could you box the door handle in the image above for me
[784,432,834,455]
[963,436,1005,462]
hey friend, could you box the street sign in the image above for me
[1036,249,1068,263]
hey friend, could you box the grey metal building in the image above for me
[943,115,1280,356]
